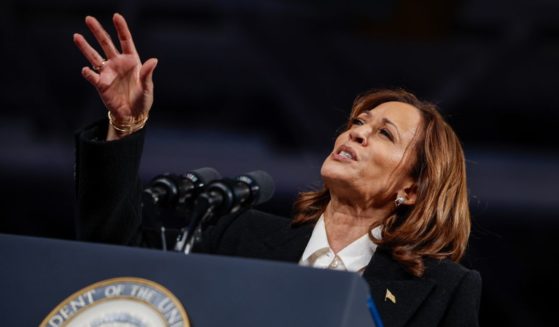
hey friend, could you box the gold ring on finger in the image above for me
[93,60,106,72]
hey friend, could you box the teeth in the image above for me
[339,150,353,159]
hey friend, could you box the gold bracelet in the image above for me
[107,111,149,134]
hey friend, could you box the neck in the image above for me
[323,195,391,253]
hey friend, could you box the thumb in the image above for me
[140,58,158,93]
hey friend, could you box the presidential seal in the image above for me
[40,277,190,327]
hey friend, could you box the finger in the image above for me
[85,16,120,59]
[140,58,158,92]
[113,13,138,56]
[73,33,105,68]
[81,66,100,86]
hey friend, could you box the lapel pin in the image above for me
[385,289,396,304]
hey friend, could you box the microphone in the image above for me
[143,167,222,208]
[176,170,275,253]
[199,170,275,216]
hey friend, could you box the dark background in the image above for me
[1,0,558,325]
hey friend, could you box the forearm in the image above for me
[75,119,145,245]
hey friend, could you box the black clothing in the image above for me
[76,120,481,327]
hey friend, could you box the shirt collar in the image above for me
[300,215,330,263]
[300,214,380,273]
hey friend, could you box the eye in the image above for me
[379,128,394,141]
[351,117,365,126]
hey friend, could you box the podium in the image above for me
[0,234,376,326]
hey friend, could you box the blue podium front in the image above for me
[0,234,376,326]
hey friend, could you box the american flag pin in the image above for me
[385,289,396,304]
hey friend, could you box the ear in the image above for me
[398,178,418,206]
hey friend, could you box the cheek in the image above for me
[363,146,405,179]
[386,148,406,168]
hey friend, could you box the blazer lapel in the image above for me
[258,222,314,262]
[363,250,435,327]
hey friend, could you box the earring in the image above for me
[395,195,406,207]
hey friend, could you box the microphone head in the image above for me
[237,170,275,206]
[185,167,222,186]
[145,168,222,208]
[143,173,180,206]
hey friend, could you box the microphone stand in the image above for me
[174,192,221,254]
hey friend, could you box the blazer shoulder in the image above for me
[430,260,482,326]
[225,209,312,246]
[198,209,313,262]
[424,257,482,292]
[239,209,293,228]
[425,257,478,275]
[196,209,290,252]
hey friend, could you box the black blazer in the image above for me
[75,121,481,327]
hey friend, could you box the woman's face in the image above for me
[321,101,422,205]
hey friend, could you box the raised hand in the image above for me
[73,13,157,140]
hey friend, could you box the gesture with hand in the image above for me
[73,13,158,140]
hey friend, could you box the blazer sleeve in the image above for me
[75,119,146,246]
[440,269,482,327]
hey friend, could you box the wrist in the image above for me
[106,111,148,141]
[106,124,130,141]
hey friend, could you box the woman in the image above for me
[74,14,481,326]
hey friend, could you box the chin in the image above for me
[320,157,349,184]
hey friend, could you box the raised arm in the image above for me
[73,13,157,141]
[73,14,157,245]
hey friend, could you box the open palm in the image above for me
[96,53,151,118]
[73,14,157,135]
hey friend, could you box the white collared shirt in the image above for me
[299,215,381,274]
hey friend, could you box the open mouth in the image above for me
[336,145,357,161]
[339,150,353,160]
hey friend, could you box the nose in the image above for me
[349,125,370,146]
